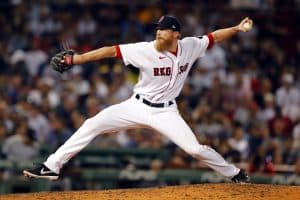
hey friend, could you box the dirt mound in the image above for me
[1,183,299,200]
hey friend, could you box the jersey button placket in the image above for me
[169,59,179,88]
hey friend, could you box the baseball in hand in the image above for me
[243,22,252,31]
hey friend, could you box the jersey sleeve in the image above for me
[188,34,213,58]
[118,42,144,67]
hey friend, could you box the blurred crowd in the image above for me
[0,0,300,176]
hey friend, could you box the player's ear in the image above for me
[175,32,181,39]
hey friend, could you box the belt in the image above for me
[135,94,174,108]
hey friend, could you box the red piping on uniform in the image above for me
[156,54,174,101]
[115,45,122,59]
[157,42,182,101]
[207,33,214,49]
[169,43,183,91]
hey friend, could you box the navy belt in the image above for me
[135,94,174,108]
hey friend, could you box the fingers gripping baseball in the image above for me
[238,17,253,32]
[50,50,75,73]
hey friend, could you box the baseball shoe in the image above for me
[23,163,59,180]
[231,169,250,183]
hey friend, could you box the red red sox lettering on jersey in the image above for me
[153,67,171,76]
[117,35,212,102]
[153,63,189,76]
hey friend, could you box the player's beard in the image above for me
[155,37,173,52]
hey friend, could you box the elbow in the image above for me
[211,32,221,44]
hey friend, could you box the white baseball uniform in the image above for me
[44,35,240,178]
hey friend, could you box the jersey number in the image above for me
[153,67,171,76]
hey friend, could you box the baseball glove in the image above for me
[50,50,75,73]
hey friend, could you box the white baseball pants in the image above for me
[44,95,239,177]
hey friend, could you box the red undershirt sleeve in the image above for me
[115,45,122,59]
[207,33,214,49]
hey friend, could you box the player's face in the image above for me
[155,28,178,52]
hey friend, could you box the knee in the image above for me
[82,112,112,134]
[83,117,92,125]
[81,117,100,132]
[184,144,204,157]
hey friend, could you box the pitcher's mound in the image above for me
[1,183,299,200]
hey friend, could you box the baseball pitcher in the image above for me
[24,15,253,183]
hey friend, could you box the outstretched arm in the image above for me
[73,46,117,65]
[50,46,118,73]
[211,17,253,44]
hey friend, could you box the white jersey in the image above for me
[44,34,240,179]
[118,36,211,102]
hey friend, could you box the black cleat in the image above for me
[231,170,250,183]
[23,163,59,180]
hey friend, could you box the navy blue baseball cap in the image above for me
[154,15,181,32]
